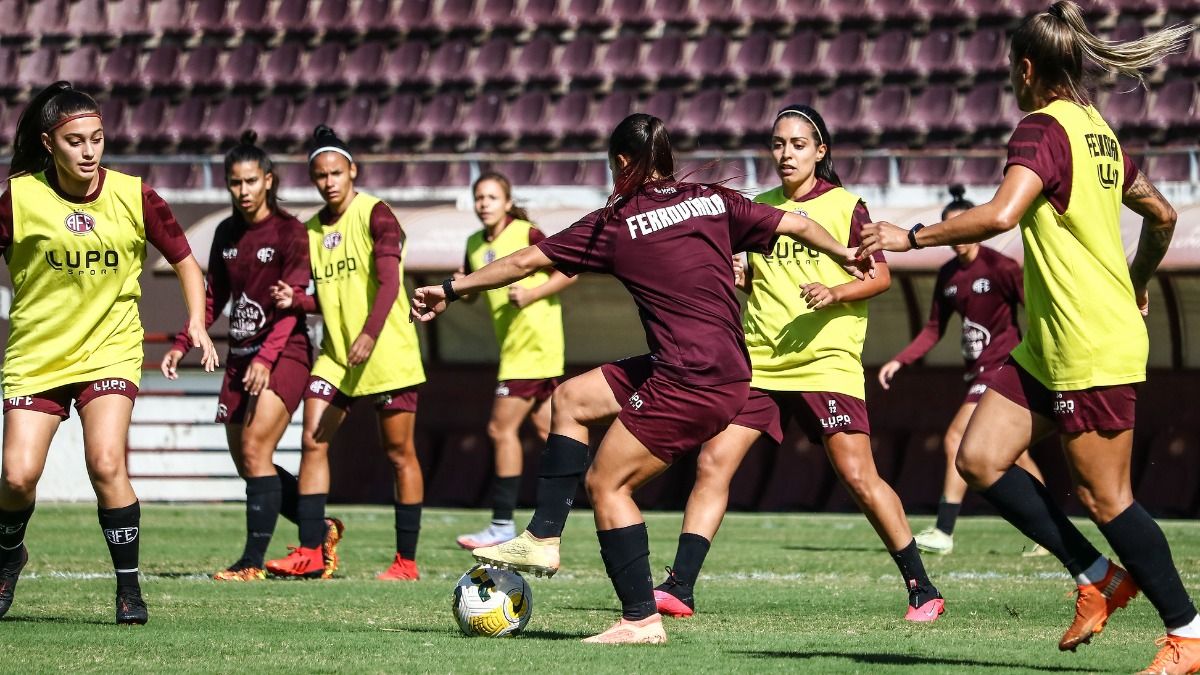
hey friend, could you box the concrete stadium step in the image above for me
[128,423,303,451]
[128,450,302,478]
[133,394,304,424]
[130,478,255,502]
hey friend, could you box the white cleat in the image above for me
[456,521,516,550]
[914,527,954,555]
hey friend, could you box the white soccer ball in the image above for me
[452,565,533,637]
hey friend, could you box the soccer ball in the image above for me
[452,565,532,637]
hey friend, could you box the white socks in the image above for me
[1074,556,1109,586]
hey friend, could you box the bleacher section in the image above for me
[0,0,1195,187]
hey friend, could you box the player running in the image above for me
[413,113,873,644]
[455,172,575,550]
[652,105,943,623]
[267,126,425,581]
[161,131,318,581]
[0,81,217,623]
[858,3,1198,671]
[879,184,1047,557]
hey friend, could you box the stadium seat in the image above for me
[479,0,533,35]
[0,0,30,45]
[108,0,153,45]
[204,96,252,149]
[819,87,864,133]
[305,42,348,92]
[59,46,105,94]
[128,97,170,152]
[473,37,517,89]
[819,30,872,83]
[780,30,824,85]
[393,0,438,36]
[147,163,203,189]
[674,88,727,148]
[386,40,433,90]
[1104,81,1151,140]
[260,40,306,92]
[1165,31,1200,75]
[561,0,612,33]
[17,47,58,93]
[915,29,965,83]
[958,155,1004,185]
[98,98,131,152]
[232,0,277,40]
[248,95,294,149]
[741,0,797,30]
[431,0,482,36]
[845,85,911,145]
[103,44,143,95]
[522,0,569,32]
[958,82,1012,137]
[642,31,691,86]
[646,0,701,31]
[1135,432,1200,518]
[224,41,265,93]
[510,35,561,89]
[720,29,783,87]
[141,44,184,95]
[962,28,1008,80]
[841,147,892,185]
[611,0,655,33]
[275,0,320,41]
[1146,153,1193,182]
[331,95,378,147]
[718,87,774,146]
[597,34,649,87]
[25,0,73,44]
[900,154,955,185]
[363,93,421,150]
[343,40,389,91]
[929,0,974,25]
[876,0,931,28]
[426,39,475,89]
[694,0,746,29]
[579,159,611,186]
[192,0,237,41]
[557,32,603,87]
[159,98,211,151]
[357,161,407,189]
[545,90,594,147]
[1147,79,1198,134]
[641,90,681,128]
[499,91,553,147]
[274,161,312,189]
[827,0,884,29]
[683,29,732,85]
[313,0,357,40]
[484,160,540,187]
[870,29,917,82]
[581,90,637,146]
[413,93,467,149]
[900,84,960,142]
[180,43,226,93]
[147,0,193,41]
[283,95,338,148]
[407,160,470,187]
[457,91,511,148]
[351,0,401,39]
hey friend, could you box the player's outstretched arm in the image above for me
[172,255,219,372]
[412,245,555,321]
[1125,172,1177,314]
[776,212,875,280]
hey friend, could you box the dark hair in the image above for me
[10,81,102,178]
[942,184,975,220]
[607,113,676,209]
[307,124,353,166]
[473,171,531,223]
[225,130,282,214]
[773,104,841,187]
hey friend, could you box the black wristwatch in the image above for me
[442,278,461,303]
[907,223,926,250]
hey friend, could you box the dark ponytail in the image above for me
[606,113,676,213]
[942,184,975,220]
[225,130,281,214]
[773,104,841,187]
[10,81,101,178]
[473,171,530,222]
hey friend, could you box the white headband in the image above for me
[775,109,823,145]
[308,146,353,164]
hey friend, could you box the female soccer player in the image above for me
[267,126,425,581]
[413,113,872,644]
[0,81,217,623]
[879,185,1047,557]
[858,3,1197,670]
[651,105,943,623]
[161,131,322,581]
[455,172,575,550]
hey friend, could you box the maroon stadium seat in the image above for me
[108,0,152,44]
[840,145,891,185]
[582,90,637,146]
[876,0,931,27]
[248,95,294,150]
[25,0,72,44]
[128,97,170,152]
[351,0,400,39]
[901,84,960,141]
[357,161,408,190]
[1109,15,1148,44]
[826,0,884,29]
[845,85,910,144]
[284,96,339,148]
[473,37,516,89]
[900,154,955,185]
[545,90,594,146]
[1147,79,1197,134]
[743,0,797,29]
[611,0,655,32]
[60,45,105,94]
[160,98,211,150]
[499,91,553,147]
[306,42,348,92]
[224,41,265,93]
[1163,0,1200,11]
[674,88,727,148]
[522,0,569,32]
[432,0,482,35]
[641,90,681,128]
[579,159,610,186]
[929,0,974,25]
[344,40,389,92]
[719,87,775,146]
[780,30,824,86]
[597,33,648,87]
[959,155,1004,185]
[103,44,143,95]
[98,98,130,152]
[180,43,226,93]
[373,93,422,150]
[1135,432,1200,517]
[260,40,306,92]
[646,0,700,31]
[1145,153,1193,182]
[1165,30,1200,75]
[275,0,321,40]
[426,38,475,89]
[683,30,732,85]
[962,27,1008,80]
[479,0,532,35]
[694,0,745,28]
[819,87,864,132]
[870,29,917,82]
[386,40,433,90]
[331,95,378,147]
[274,162,311,190]
[484,160,540,187]
[890,430,945,514]
[460,93,511,149]
[757,434,835,511]
[147,163,202,190]
[232,0,276,40]
[558,32,603,87]
[314,0,357,39]
[141,44,184,94]
[147,0,193,40]
[562,0,613,32]
[642,32,691,86]
[413,93,468,149]
[537,160,581,186]
[192,0,236,40]
[394,0,437,36]
[819,30,872,83]
[1104,81,1151,139]
[965,0,1020,23]
[204,96,252,148]
[0,0,30,45]
[510,35,560,89]
[16,47,58,92]
[408,160,470,187]
[721,29,784,87]
[957,82,1011,137]
[915,29,965,82]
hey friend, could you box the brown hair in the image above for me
[473,171,530,222]
[1011,1,1193,104]
[11,81,102,178]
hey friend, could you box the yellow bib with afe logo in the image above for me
[307,192,425,396]
[3,169,147,397]
[1010,100,1146,390]
[744,185,868,398]
[465,219,564,382]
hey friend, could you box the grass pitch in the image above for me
[2,503,1196,673]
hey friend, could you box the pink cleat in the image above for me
[581,614,668,644]
[654,590,695,618]
[905,596,946,622]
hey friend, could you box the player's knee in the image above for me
[695,450,733,489]
[551,382,585,423]
[954,446,987,488]
[86,451,127,484]
[385,440,418,468]
[301,430,326,455]
[583,465,609,501]
[1,471,38,499]
[943,429,963,457]
[486,419,513,445]
[1075,487,1131,524]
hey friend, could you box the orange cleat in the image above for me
[265,546,326,579]
[1139,635,1200,674]
[377,554,419,581]
[322,518,345,579]
[582,614,668,644]
[1059,561,1140,651]
[213,566,266,582]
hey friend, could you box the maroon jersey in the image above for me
[895,246,1023,377]
[536,183,784,386]
[174,210,311,367]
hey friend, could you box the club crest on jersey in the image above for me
[323,232,343,250]
[257,247,275,263]
[485,249,496,264]
[944,285,958,297]
[222,247,238,260]
[64,211,95,235]
[229,293,266,341]
[972,278,991,294]
[216,403,229,421]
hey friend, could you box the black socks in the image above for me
[491,475,520,523]
[242,476,282,568]
[297,493,328,549]
[275,464,300,524]
[98,501,141,590]
[891,539,938,607]
[526,434,589,539]
[981,466,1102,576]
[935,500,961,535]
[670,533,711,589]
[0,503,34,559]
[1099,502,1198,629]
[597,523,656,621]
[394,503,422,560]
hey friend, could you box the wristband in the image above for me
[907,223,926,250]
[442,278,461,303]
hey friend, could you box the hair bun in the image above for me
[239,129,258,146]
[948,183,966,199]
[312,124,336,140]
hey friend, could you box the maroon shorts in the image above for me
[730,389,871,445]
[496,378,558,403]
[987,357,1137,433]
[304,376,419,414]
[3,378,139,420]
[601,355,749,464]
[964,367,1002,405]
[217,354,311,424]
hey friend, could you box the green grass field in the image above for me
[2,504,1197,673]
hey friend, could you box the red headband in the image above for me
[47,112,102,133]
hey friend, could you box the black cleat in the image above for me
[0,545,29,619]
[115,586,148,625]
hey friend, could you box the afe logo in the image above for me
[309,379,334,396]
[484,249,496,264]
[257,247,275,263]
[104,527,139,545]
[972,278,991,294]
[64,211,96,235]
[323,232,343,250]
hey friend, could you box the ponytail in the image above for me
[10,81,101,178]
[605,113,676,218]
[225,129,281,214]
[942,184,975,220]
[473,171,530,222]
[773,104,842,187]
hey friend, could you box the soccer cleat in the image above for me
[377,554,420,581]
[1023,543,1052,558]
[213,564,267,582]
[115,586,148,625]
[1059,561,1140,651]
[0,545,29,619]
[322,517,345,579]
[582,614,668,644]
[905,580,945,622]
[653,567,695,618]
[265,546,326,579]
[914,527,954,555]
[472,530,560,578]
[456,521,516,550]
[1139,635,1200,674]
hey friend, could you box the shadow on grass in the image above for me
[3,615,111,626]
[380,624,588,640]
[734,650,1093,673]
[781,545,879,552]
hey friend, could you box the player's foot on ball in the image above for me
[115,586,148,625]
[904,580,945,622]
[213,560,266,582]
[0,544,29,618]
[456,521,516,550]
[1059,561,1139,652]
[322,517,345,579]
[582,614,668,644]
[377,554,420,581]
[914,527,954,555]
[1023,543,1052,558]
[265,546,326,579]
[472,530,560,578]
[653,567,695,618]
[1139,634,1200,674]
